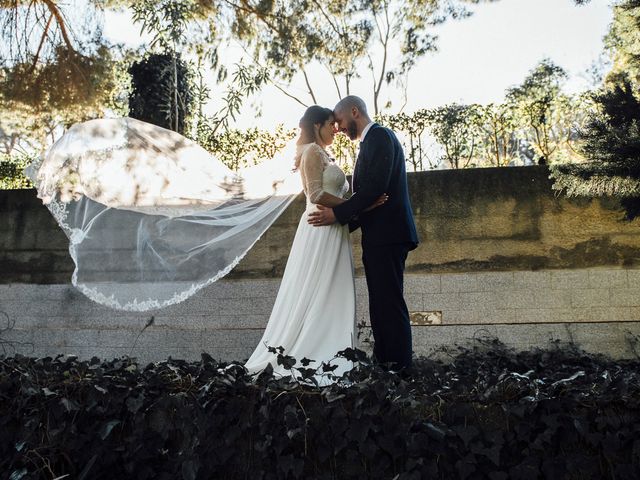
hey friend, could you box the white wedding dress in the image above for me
[244,143,356,383]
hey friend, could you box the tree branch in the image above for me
[324,62,342,99]
[41,0,74,52]
[373,6,391,115]
[231,0,281,34]
[301,67,317,104]
[29,12,53,73]
[310,0,342,38]
[235,40,310,108]
[270,81,309,108]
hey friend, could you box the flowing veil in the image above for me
[27,117,302,311]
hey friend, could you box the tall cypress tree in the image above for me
[581,76,640,167]
[128,53,194,134]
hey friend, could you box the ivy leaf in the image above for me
[321,362,339,373]
[9,469,28,480]
[60,397,80,412]
[100,420,121,440]
[300,357,314,367]
[276,354,296,370]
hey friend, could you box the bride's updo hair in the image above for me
[295,105,333,169]
[297,105,333,145]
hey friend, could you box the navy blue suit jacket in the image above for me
[333,124,419,249]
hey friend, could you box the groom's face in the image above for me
[334,110,358,141]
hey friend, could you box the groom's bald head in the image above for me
[334,96,369,117]
[333,96,372,141]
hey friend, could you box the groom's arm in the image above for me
[333,129,394,225]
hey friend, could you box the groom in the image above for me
[308,96,419,371]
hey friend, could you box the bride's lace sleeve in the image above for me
[300,144,327,204]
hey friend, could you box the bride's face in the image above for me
[317,117,337,146]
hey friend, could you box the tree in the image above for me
[131,0,202,133]
[230,0,499,114]
[603,0,640,88]
[227,0,369,107]
[1,0,97,66]
[580,77,640,167]
[0,152,34,189]
[128,53,195,135]
[475,103,520,167]
[426,103,482,169]
[550,76,640,219]
[506,59,571,164]
[130,0,274,136]
[0,1,126,152]
[378,110,434,171]
[196,123,295,171]
[550,0,640,220]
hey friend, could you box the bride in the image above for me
[244,106,386,381]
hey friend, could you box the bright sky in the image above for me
[104,0,613,130]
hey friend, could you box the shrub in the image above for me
[1,340,639,479]
[0,154,35,189]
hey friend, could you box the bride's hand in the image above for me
[363,193,388,212]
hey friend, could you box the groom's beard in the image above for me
[347,120,358,140]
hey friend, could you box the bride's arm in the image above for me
[302,145,385,208]
[314,191,345,208]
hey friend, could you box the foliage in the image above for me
[128,53,195,135]
[131,0,220,134]
[329,133,359,174]
[0,0,102,65]
[200,64,271,136]
[0,153,34,189]
[475,103,521,167]
[197,124,296,171]
[2,340,640,479]
[0,106,56,156]
[580,76,640,167]
[425,104,483,169]
[0,1,127,151]
[0,44,124,150]
[604,0,640,89]
[550,76,640,220]
[123,0,501,115]
[229,0,499,113]
[506,59,577,165]
[378,110,435,171]
[376,72,590,171]
[549,0,640,220]
[131,0,203,52]
[3,45,115,115]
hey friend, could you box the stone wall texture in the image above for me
[2,166,640,364]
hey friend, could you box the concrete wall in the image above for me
[4,166,640,282]
[2,269,640,364]
[2,166,640,363]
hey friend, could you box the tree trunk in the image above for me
[173,52,179,132]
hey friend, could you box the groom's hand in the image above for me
[308,205,336,226]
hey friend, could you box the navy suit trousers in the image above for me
[362,242,413,370]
